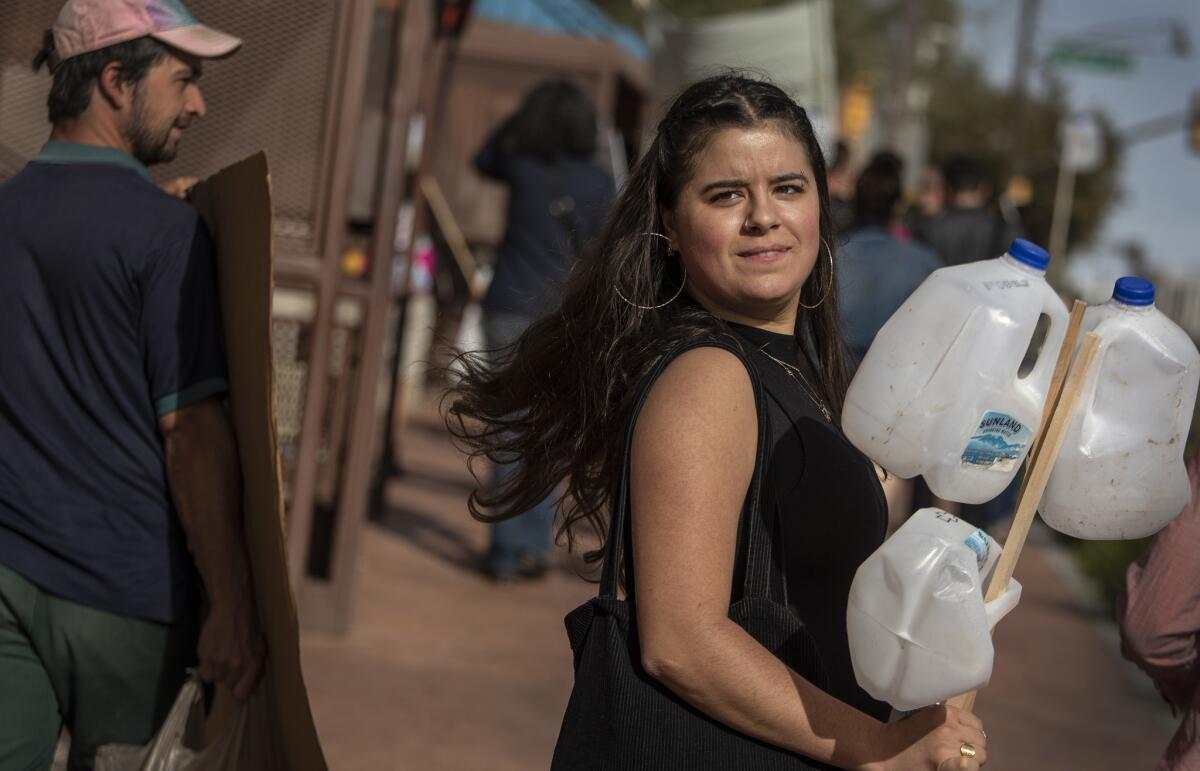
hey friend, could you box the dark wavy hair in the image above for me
[853,151,905,228]
[445,74,848,568]
[503,79,598,163]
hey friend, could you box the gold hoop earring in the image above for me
[798,238,834,310]
[614,232,688,311]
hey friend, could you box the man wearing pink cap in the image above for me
[0,2,263,768]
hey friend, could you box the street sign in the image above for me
[1062,113,1104,173]
[1048,43,1134,74]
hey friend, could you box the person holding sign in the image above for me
[0,2,263,768]
[448,75,987,770]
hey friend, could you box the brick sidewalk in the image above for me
[300,407,1175,770]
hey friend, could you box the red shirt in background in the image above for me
[1118,451,1200,771]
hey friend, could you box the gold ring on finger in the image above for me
[960,742,977,759]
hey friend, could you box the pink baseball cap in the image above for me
[52,0,242,66]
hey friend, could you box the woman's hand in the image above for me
[867,705,987,770]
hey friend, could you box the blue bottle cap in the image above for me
[1007,239,1051,271]
[1112,276,1155,306]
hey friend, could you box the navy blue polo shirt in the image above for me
[0,141,229,623]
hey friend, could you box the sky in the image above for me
[958,0,1200,283]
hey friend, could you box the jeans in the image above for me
[482,312,557,578]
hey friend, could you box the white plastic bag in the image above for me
[448,265,493,380]
[847,508,1022,711]
[94,676,258,771]
[450,301,486,372]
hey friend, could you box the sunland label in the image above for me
[961,410,1032,472]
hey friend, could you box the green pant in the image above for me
[0,563,197,771]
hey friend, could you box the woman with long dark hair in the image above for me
[448,75,987,769]
[472,79,614,581]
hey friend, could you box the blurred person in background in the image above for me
[472,79,614,582]
[905,163,946,246]
[922,155,1017,266]
[449,74,986,770]
[837,151,939,372]
[921,157,1024,532]
[0,1,264,768]
[1118,449,1200,771]
[837,151,940,534]
[826,139,854,235]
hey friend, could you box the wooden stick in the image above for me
[946,301,1084,712]
[1024,299,1088,484]
[949,331,1102,712]
[419,174,480,289]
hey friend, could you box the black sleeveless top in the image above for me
[727,323,891,721]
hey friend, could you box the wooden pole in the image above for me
[950,331,1102,712]
[419,174,479,288]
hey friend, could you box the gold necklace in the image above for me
[756,344,833,423]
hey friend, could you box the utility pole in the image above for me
[1008,0,1041,175]
[1047,147,1076,260]
[889,0,918,150]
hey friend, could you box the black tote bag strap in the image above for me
[598,337,780,602]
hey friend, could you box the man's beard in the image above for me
[124,89,180,166]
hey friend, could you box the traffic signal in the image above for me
[1190,91,1200,155]
[435,0,473,40]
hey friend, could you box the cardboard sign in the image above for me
[190,153,327,771]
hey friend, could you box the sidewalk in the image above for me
[974,522,1174,769]
[300,405,1175,770]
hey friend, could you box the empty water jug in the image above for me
[847,508,1022,711]
[1041,277,1200,540]
[843,240,1069,504]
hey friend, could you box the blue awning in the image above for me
[473,0,649,61]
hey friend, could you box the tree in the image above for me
[833,0,1122,255]
[923,56,1124,253]
[831,0,957,91]
[593,0,1123,254]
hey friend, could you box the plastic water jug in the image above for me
[847,508,1022,711]
[1041,277,1200,540]
[843,240,1069,504]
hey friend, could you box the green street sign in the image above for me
[1048,44,1134,74]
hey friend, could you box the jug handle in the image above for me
[1017,288,1070,402]
[1070,326,1123,445]
[983,577,1022,630]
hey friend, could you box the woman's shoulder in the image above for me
[651,333,754,381]
[637,339,757,428]
[660,342,751,384]
[633,342,759,475]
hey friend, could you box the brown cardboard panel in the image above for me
[190,153,328,771]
